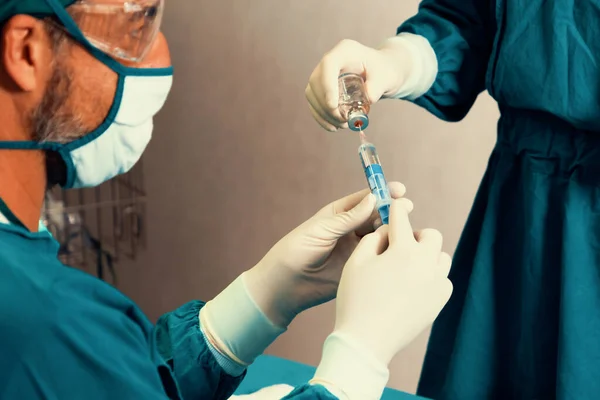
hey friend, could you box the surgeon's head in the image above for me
[0,0,172,187]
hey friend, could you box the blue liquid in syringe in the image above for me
[358,132,391,224]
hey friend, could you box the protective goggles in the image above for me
[59,0,164,63]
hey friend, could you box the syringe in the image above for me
[337,72,392,224]
[358,130,392,225]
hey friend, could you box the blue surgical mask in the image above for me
[0,0,173,189]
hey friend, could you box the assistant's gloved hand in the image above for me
[306,34,437,131]
[200,183,408,371]
[311,199,453,400]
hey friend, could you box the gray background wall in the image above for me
[118,0,499,393]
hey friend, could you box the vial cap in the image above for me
[348,113,369,131]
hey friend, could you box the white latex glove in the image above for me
[201,183,409,369]
[228,384,294,400]
[244,182,409,328]
[306,34,437,131]
[311,199,453,400]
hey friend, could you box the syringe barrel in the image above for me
[359,143,392,224]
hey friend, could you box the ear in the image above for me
[2,15,54,92]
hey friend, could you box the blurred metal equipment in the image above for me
[41,160,147,285]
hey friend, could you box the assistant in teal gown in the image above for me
[398,0,600,398]
[0,208,337,399]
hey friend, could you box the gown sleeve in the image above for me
[397,0,495,121]
[157,303,339,400]
[155,301,246,400]
[2,296,244,400]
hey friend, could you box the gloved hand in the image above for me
[200,183,409,370]
[311,199,453,400]
[306,34,437,131]
[244,182,412,326]
[245,181,409,327]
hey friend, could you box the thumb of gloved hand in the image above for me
[315,193,376,239]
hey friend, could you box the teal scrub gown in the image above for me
[398,1,600,398]
[0,209,337,399]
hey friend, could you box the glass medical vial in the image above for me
[338,73,371,131]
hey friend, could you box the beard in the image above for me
[29,60,87,187]
[30,61,86,144]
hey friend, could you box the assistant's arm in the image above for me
[387,0,495,121]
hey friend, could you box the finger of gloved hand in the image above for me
[306,89,338,131]
[307,78,347,126]
[317,188,370,218]
[354,206,382,238]
[323,182,406,220]
[388,181,407,199]
[307,64,345,126]
[356,197,412,237]
[307,100,337,132]
[395,197,414,213]
[330,182,405,217]
[388,199,416,248]
[308,71,342,122]
[354,183,408,237]
[414,228,443,254]
[311,52,349,114]
[353,225,390,260]
[438,252,452,277]
[321,194,377,237]
[358,182,407,214]
[306,84,345,129]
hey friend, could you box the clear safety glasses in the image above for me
[64,0,165,63]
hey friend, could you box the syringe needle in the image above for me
[358,128,368,145]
